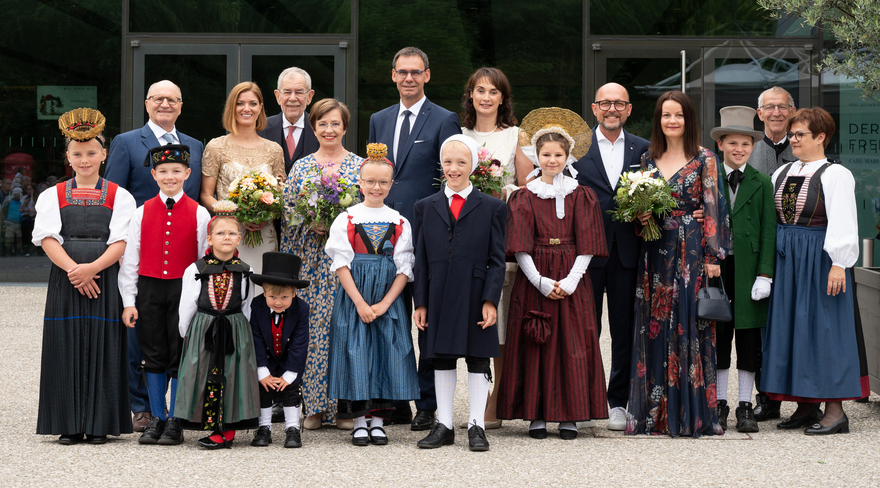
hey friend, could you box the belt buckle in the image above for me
[549,238,560,245]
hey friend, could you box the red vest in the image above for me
[139,194,198,279]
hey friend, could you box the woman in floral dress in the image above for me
[626,91,729,437]
[280,99,363,429]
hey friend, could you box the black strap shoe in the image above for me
[777,405,820,430]
[411,410,435,431]
[735,402,759,433]
[468,425,490,451]
[351,427,370,446]
[717,400,730,431]
[284,427,302,448]
[369,426,388,446]
[417,423,454,448]
[139,417,165,444]
[158,418,184,445]
[804,414,850,435]
[251,426,272,447]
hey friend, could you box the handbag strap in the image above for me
[707,274,726,294]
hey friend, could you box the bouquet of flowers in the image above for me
[225,171,284,248]
[439,144,509,196]
[288,162,360,243]
[608,169,678,241]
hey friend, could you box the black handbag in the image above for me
[696,276,733,322]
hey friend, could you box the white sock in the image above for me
[717,369,729,402]
[352,416,368,438]
[284,406,300,430]
[738,370,756,404]
[529,420,546,431]
[435,369,457,429]
[467,372,490,429]
[370,417,386,438]
[559,421,577,432]
[259,408,272,428]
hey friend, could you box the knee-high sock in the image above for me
[738,369,756,403]
[145,372,168,421]
[467,372,490,429]
[168,377,178,418]
[260,408,273,428]
[717,369,729,402]
[284,406,300,431]
[435,369,457,429]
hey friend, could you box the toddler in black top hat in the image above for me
[249,252,311,448]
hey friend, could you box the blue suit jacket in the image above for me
[104,124,204,206]
[250,294,310,382]
[368,98,461,223]
[258,113,320,177]
[573,127,649,269]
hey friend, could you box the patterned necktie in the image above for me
[397,110,412,162]
[166,197,175,210]
[728,169,744,193]
[162,133,174,144]
[286,126,297,158]
[450,194,465,220]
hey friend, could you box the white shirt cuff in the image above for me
[257,367,271,381]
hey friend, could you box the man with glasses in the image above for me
[368,46,461,431]
[105,79,204,433]
[573,83,650,431]
[258,67,319,176]
[751,86,796,176]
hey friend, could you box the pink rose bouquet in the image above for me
[226,170,284,248]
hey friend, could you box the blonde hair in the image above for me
[222,82,267,135]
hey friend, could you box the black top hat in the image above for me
[144,144,191,168]
[250,252,310,289]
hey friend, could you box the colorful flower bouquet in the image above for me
[225,171,284,248]
[288,162,360,243]
[439,144,509,196]
[608,169,678,241]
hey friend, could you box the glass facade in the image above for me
[0,0,878,277]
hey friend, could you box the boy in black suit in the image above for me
[249,252,311,448]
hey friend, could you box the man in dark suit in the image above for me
[258,67,320,176]
[368,46,461,430]
[573,83,649,432]
[104,79,204,433]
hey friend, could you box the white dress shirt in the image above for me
[325,203,415,280]
[282,113,306,154]
[596,128,626,187]
[393,96,427,162]
[443,181,473,206]
[32,182,136,247]
[147,119,179,145]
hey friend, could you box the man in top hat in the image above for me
[249,252,311,448]
[710,106,776,432]
[105,80,204,431]
[119,144,211,445]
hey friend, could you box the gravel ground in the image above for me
[1,286,878,487]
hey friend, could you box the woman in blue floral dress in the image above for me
[626,91,729,437]
[280,99,364,429]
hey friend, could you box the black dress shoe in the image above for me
[390,406,413,425]
[58,433,84,445]
[753,393,781,421]
[717,400,730,431]
[86,435,107,445]
[139,417,165,444]
[777,405,821,430]
[351,427,370,446]
[158,418,184,445]
[369,426,388,446]
[271,402,285,423]
[284,427,302,448]
[735,402,759,433]
[417,423,454,448]
[468,425,490,451]
[198,433,233,449]
[529,428,548,439]
[804,414,850,435]
[411,410,435,431]
[251,426,272,447]
[559,428,578,440]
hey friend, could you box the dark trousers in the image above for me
[136,276,183,375]
[433,357,491,375]
[588,243,638,410]
[718,255,762,372]
[259,367,303,408]
[392,282,436,415]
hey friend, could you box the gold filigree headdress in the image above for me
[58,108,106,141]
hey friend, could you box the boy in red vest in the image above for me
[119,144,211,445]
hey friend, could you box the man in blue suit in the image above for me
[573,83,649,432]
[368,47,461,430]
[104,79,204,432]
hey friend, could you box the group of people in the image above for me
[33,45,867,450]
[1,173,58,257]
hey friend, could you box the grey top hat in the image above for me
[710,106,765,142]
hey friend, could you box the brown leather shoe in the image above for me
[132,411,153,432]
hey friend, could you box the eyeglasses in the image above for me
[361,179,394,189]
[786,131,812,142]
[212,231,241,239]
[316,121,343,130]
[593,100,630,111]
[760,103,791,113]
[280,89,310,98]
[147,96,181,106]
[394,69,426,79]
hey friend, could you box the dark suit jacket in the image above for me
[104,124,204,206]
[573,127,650,269]
[368,98,461,224]
[413,189,506,359]
[250,294,310,382]
[258,113,320,177]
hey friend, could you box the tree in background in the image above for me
[759,0,880,100]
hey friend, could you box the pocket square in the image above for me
[414,140,425,143]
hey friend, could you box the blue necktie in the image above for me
[162,133,174,144]
[396,110,412,162]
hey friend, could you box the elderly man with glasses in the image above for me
[750,86,796,176]
[258,67,320,176]
[104,79,204,434]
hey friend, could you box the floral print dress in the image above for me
[280,152,363,423]
[626,148,729,437]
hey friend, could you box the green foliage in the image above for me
[758,0,880,100]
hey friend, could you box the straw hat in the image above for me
[519,107,592,159]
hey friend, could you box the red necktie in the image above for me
[450,194,465,220]
[286,126,297,158]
